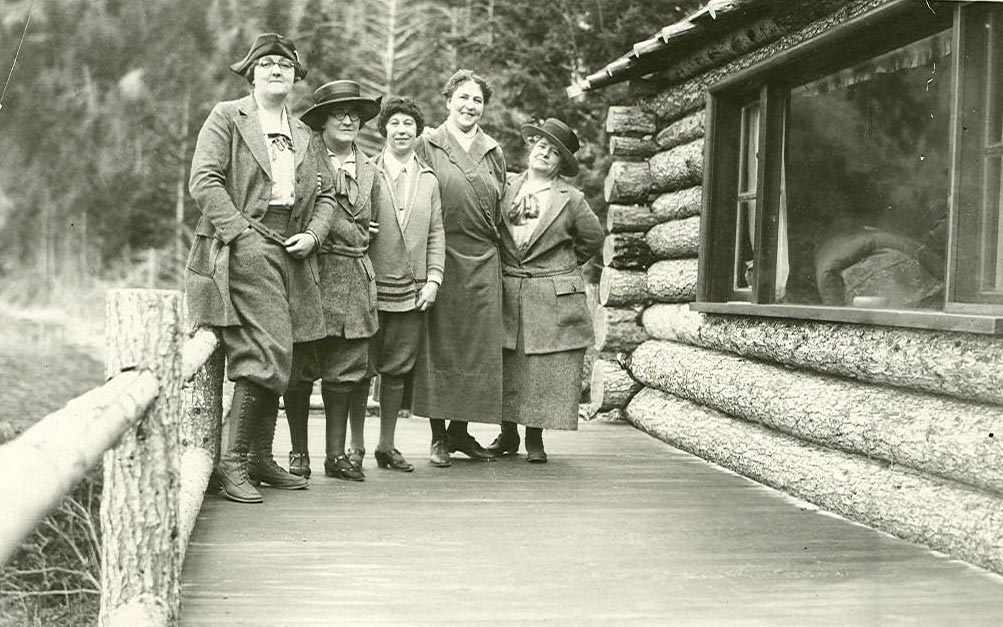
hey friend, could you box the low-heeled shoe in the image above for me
[429,439,452,467]
[347,447,365,471]
[325,455,365,481]
[375,448,414,472]
[526,447,548,464]
[288,451,311,479]
[448,434,496,461]
[485,433,520,457]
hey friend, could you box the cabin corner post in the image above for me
[100,289,184,627]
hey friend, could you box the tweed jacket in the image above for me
[498,172,604,355]
[185,94,336,329]
[368,151,446,312]
[316,145,380,338]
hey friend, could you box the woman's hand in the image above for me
[284,233,317,258]
[416,282,439,311]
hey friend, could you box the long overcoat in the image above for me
[185,94,336,342]
[411,125,506,424]
[317,146,379,339]
[498,172,604,354]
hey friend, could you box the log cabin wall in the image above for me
[594,0,1003,574]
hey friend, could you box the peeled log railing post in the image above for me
[100,289,184,627]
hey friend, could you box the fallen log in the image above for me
[603,232,655,270]
[590,358,642,412]
[593,305,648,353]
[626,387,1003,575]
[599,267,648,307]
[629,340,1003,496]
[645,216,701,259]
[646,259,699,303]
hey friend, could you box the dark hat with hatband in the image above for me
[230,33,307,80]
[301,80,382,131]
[521,117,581,177]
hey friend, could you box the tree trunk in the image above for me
[639,303,1003,407]
[604,161,652,204]
[603,232,654,270]
[593,305,648,353]
[605,105,656,136]
[655,110,705,151]
[629,340,1003,496]
[607,203,660,233]
[599,267,648,307]
[649,139,704,193]
[646,259,698,303]
[590,358,642,412]
[101,289,184,626]
[626,387,1003,575]
[646,216,701,259]
[609,135,657,159]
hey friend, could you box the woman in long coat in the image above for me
[186,33,336,503]
[486,118,603,462]
[412,69,506,467]
[283,80,381,482]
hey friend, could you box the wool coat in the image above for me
[498,172,604,354]
[368,151,445,312]
[411,124,507,424]
[185,94,335,340]
[316,145,379,339]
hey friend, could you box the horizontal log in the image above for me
[659,17,783,86]
[655,110,705,151]
[626,387,1003,575]
[599,267,648,307]
[0,370,159,566]
[603,232,655,270]
[646,215,701,259]
[652,186,702,222]
[640,303,1003,407]
[649,139,704,193]
[178,448,214,566]
[593,305,648,353]
[590,358,642,412]
[605,105,656,136]
[606,204,659,233]
[629,340,1003,496]
[604,161,652,204]
[609,135,657,159]
[646,259,699,303]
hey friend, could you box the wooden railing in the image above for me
[0,289,224,626]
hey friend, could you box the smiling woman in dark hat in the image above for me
[486,117,603,463]
[185,33,338,503]
[282,80,384,483]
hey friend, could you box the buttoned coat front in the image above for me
[498,172,604,354]
[185,94,336,341]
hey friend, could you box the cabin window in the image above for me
[697,1,1003,333]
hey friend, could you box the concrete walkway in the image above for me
[181,417,1003,626]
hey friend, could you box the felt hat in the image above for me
[230,33,306,80]
[521,117,581,177]
[300,80,382,131]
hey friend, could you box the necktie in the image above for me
[267,133,293,153]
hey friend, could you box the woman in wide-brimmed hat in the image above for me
[186,33,337,503]
[486,118,603,463]
[411,69,507,467]
[283,80,383,483]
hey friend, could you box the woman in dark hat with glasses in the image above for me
[486,118,603,462]
[282,80,381,482]
[186,33,337,503]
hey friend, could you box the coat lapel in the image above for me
[522,178,571,260]
[499,172,526,259]
[291,116,311,169]
[234,95,272,178]
[356,148,376,210]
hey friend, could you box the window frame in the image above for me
[694,0,1003,334]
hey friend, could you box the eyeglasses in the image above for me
[255,58,295,71]
[329,108,361,122]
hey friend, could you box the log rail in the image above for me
[0,289,223,627]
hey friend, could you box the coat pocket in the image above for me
[186,235,223,277]
[552,274,588,327]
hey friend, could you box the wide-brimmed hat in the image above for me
[230,33,307,80]
[300,81,382,130]
[521,117,581,177]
